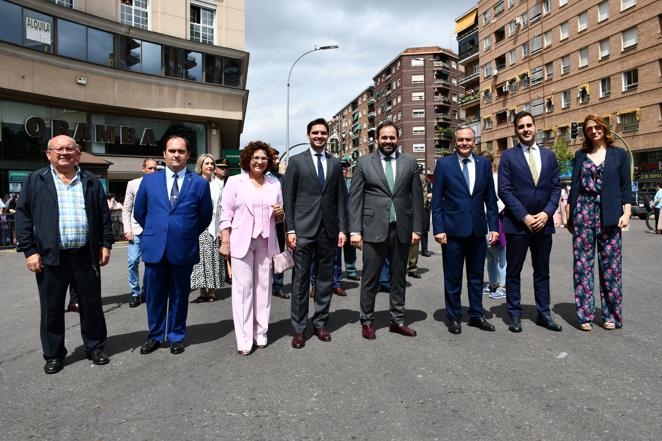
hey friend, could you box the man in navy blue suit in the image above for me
[432,126,499,335]
[498,111,562,333]
[134,135,213,354]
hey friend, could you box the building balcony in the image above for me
[367,111,376,119]
[435,131,453,140]
[433,95,450,104]
[367,126,376,133]
[458,46,479,63]
[433,79,450,86]
[352,123,360,131]
[459,93,480,105]
[459,70,480,85]
[435,113,451,121]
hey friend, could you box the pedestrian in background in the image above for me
[16,135,113,374]
[651,184,662,234]
[480,151,507,300]
[268,149,290,300]
[190,154,225,303]
[220,141,284,355]
[567,114,633,331]
[406,164,430,279]
[122,158,157,307]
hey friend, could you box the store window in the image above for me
[23,9,53,53]
[0,0,23,45]
[57,19,86,61]
[87,28,114,67]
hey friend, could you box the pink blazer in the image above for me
[219,173,283,259]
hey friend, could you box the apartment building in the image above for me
[0,0,248,196]
[329,85,375,161]
[373,47,463,173]
[455,7,482,146]
[476,0,662,190]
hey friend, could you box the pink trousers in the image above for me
[231,236,272,352]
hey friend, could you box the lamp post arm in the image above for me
[610,131,634,180]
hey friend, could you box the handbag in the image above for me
[272,220,294,274]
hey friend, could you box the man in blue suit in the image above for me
[134,135,213,354]
[498,111,562,333]
[432,126,499,335]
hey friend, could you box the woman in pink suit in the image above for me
[220,142,284,355]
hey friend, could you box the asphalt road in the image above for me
[1,220,660,440]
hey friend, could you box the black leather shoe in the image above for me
[129,296,140,308]
[468,317,495,332]
[536,314,563,332]
[140,294,146,303]
[44,358,63,374]
[346,274,360,281]
[448,319,462,334]
[170,342,185,354]
[421,251,433,257]
[509,316,522,333]
[140,338,161,354]
[407,272,421,279]
[379,284,390,293]
[86,349,110,365]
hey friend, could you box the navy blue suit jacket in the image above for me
[134,169,212,265]
[431,154,498,237]
[568,147,633,228]
[498,144,561,235]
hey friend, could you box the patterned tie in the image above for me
[384,156,396,222]
[528,146,539,186]
[170,173,180,208]
[462,158,471,192]
[315,153,325,189]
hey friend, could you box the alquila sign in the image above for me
[24,116,157,146]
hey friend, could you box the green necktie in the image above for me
[384,156,396,222]
[528,147,539,186]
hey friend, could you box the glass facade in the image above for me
[0,0,244,88]
[0,99,206,194]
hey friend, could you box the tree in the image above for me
[553,137,573,177]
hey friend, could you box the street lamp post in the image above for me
[286,45,339,164]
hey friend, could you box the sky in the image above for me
[241,1,471,155]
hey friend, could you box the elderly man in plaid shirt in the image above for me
[16,135,113,374]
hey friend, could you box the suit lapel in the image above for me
[513,145,536,187]
[239,173,254,215]
[451,155,471,195]
[392,153,406,194]
[371,152,391,194]
[170,170,192,212]
[473,154,483,195]
[323,152,334,192]
[302,150,322,193]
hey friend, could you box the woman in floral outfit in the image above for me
[567,115,633,331]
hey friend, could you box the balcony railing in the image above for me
[459,93,480,105]
[433,79,450,86]
[459,70,480,85]
[458,45,479,62]
[433,95,450,103]
[435,113,451,121]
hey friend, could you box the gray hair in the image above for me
[453,125,476,143]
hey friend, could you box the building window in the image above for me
[509,48,516,65]
[622,68,638,91]
[579,47,589,68]
[521,42,529,58]
[190,5,214,45]
[543,0,551,14]
[529,3,542,23]
[621,0,637,11]
[54,0,73,7]
[57,19,86,61]
[578,84,590,103]
[621,27,637,51]
[508,20,517,36]
[412,126,425,136]
[559,21,569,40]
[559,0,568,6]
[621,111,639,131]
[545,62,553,80]
[599,39,610,60]
[484,118,493,129]
[531,66,544,85]
[561,90,571,108]
[561,55,570,74]
[520,72,530,88]
[412,91,425,101]
[531,98,544,116]
[484,89,493,103]
[411,58,424,67]
[483,37,492,51]
[120,0,149,30]
[543,31,552,48]
[558,126,569,140]
[483,62,493,78]
[412,143,425,153]
[412,109,425,118]
[545,96,554,112]
[600,77,611,97]
[411,74,424,84]
[598,1,609,22]
[530,35,542,54]
[578,12,588,32]
[508,0,514,8]
[483,10,491,25]
[494,1,505,16]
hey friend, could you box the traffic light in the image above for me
[570,121,578,139]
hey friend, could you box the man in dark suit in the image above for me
[349,122,423,340]
[134,135,213,354]
[283,118,347,349]
[16,135,113,374]
[431,126,499,335]
[498,111,562,333]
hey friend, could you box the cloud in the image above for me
[241,0,468,152]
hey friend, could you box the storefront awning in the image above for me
[455,9,477,34]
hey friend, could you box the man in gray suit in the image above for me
[349,122,424,339]
[283,118,347,349]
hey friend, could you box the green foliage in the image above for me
[553,137,573,176]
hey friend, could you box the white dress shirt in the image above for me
[310,147,327,180]
[520,142,542,179]
[379,151,397,180]
[457,153,475,195]
[166,166,187,199]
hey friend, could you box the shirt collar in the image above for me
[521,142,538,151]
[50,165,81,183]
[379,151,397,160]
[310,147,326,157]
[166,166,186,179]
[456,153,474,163]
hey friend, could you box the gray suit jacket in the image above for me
[122,177,143,236]
[348,151,423,244]
[283,149,346,239]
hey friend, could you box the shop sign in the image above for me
[637,170,662,182]
[24,116,157,146]
[25,17,51,44]
[222,149,241,165]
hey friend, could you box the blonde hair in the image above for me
[194,154,216,175]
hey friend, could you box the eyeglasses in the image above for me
[48,147,77,154]
[251,156,269,162]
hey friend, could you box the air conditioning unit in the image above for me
[515,17,523,27]
[502,85,509,93]
[493,69,499,76]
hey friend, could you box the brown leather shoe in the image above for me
[333,287,346,296]
[389,323,417,337]
[361,324,376,340]
[291,332,305,348]
[66,303,80,313]
[313,327,332,342]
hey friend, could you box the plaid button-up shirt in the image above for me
[52,166,88,249]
